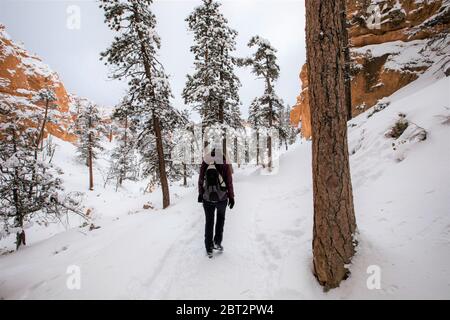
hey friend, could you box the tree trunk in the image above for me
[244,138,250,164]
[36,98,50,150]
[88,132,94,191]
[219,45,227,158]
[340,4,353,121]
[305,0,357,290]
[153,114,170,209]
[256,130,260,166]
[183,162,187,187]
[119,115,128,186]
[134,4,170,209]
[12,129,25,250]
[266,78,273,171]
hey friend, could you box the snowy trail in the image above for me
[0,143,314,300]
[139,143,314,299]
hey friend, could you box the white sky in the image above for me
[0,0,306,121]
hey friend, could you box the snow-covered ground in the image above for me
[0,75,449,299]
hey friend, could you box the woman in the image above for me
[198,148,235,258]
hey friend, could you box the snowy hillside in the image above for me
[0,71,449,299]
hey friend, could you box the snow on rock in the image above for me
[0,24,78,142]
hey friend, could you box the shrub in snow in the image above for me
[386,116,409,139]
[367,101,390,118]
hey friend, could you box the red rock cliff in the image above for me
[291,0,450,139]
[0,24,77,142]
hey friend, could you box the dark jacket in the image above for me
[198,161,234,200]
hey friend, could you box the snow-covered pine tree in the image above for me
[278,105,297,150]
[108,96,139,190]
[100,0,178,209]
[32,88,59,151]
[138,103,188,192]
[240,36,283,170]
[73,102,104,191]
[183,0,242,151]
[0,102,83,250]
[170,109,197,186]
[248,97,264,166]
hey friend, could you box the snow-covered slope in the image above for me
[0,76,449,299]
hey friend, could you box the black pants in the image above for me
[203,200,228,251]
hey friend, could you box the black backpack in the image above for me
[203,163,227,203]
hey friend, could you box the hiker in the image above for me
[198,147,235,258]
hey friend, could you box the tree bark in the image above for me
[88,132,94,191]
[36,98,50,150]
[305,0,357,290]
[256,130,260,166]
[244,138,250,164]
[153,114,170,209]
[234,136,238,164]
[119,115,128,186]
[12,129,25,250]
[340,4,353,121]
[266,77,273,171]
[183,162,187,187]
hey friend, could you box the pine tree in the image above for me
[108,97,139,190]
[32,88,59,151]
[73,102,104,191]
[183,0,241,151]
[240,36,283,170]
[100,0,178,209]
[248,98,263,165]
[0,102,83,250]
[278,105,297,150]
[138,105,187,191]
[170,110,197,186]
[305,0,357,290]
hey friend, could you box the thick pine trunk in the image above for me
[341,4,353,121]
[305,0,357,290]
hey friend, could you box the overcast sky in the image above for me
[0,0,306,120]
